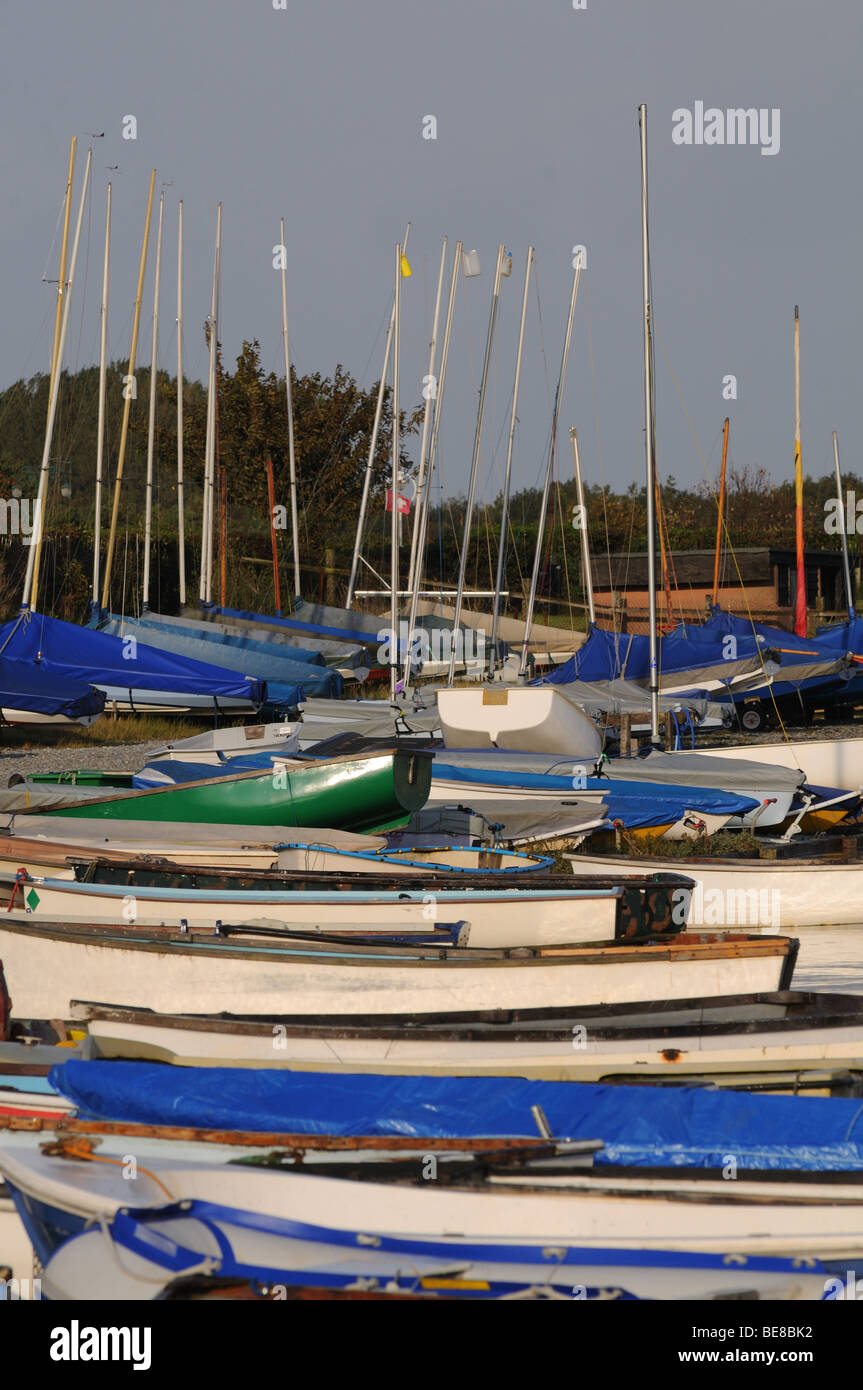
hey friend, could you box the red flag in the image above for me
[386,490,411,515]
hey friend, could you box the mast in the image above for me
[48,139,76,393]
[347,223,411,611]
[639,103,660,742]
[447,244,506,685]
[267,455,282,616]
[26,147,92,613]
[280,216,301,598]
[407,238,447,598]
[142,189,165,611]
[403,241,462,686]
[219,466,227,607]
[389,242,402,699]
[518,250,582,675]
[833,430,855,620]
[91,180,111,617]
[793,306,806,637]
[199,203,221,605]
[570,426,595,625]
[176,200,186,608]
[101,169,156,612]
[489,245,533,675]
[711,416,729,607]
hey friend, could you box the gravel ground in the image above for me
[0,741,163,782]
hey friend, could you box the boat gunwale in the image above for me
[0,917,794,969]
[74,987,863,1044]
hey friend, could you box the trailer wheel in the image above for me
[830,704,856,724]
[740,707,766,733]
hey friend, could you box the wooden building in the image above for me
[588,547,855,634]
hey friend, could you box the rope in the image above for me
[42,1135,176,1200]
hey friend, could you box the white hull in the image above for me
[0,1135,855,1300]
[437,687,603,757]
[428,779,733,839]
[150,721,301,762]
[0,836,547,880]
[0,1197,37,1290]
[568,851,863,929]
[96,685,258,714]
[0,709,100,728]
[0,920,793,1020]
[3,874,621,948]
[273,845,548,874]
[83,1010,863,1085]
[678,735,863,792]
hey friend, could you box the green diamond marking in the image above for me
[26,888,40,912]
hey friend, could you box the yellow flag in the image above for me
[400,253,412,278]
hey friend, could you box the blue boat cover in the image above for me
[212,604,377,647]
[0,657,105,719]
[0,612,264,703]
[546,613,834,691]
[49,1063,863,1171]
[97,615,342,698]
[124,612,331,666]
[432,762,758,817]
[206,604,487,662]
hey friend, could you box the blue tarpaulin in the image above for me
[212,604,377,647]
[432,760,758,823]
[49,1062,863,1170]
[97,614,342,698]
[124,612,332,666]
[0,657,105,719]
[545,613,839,693]
[0,611,264,703]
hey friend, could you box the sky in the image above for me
[1,0,861,515]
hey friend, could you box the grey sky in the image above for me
[2,0,861,515]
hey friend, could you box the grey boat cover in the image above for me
[408,798,610,846]
[554,679,729,724]
[433,747,804,796]
[299,697,440,744]
[0,816,386,850]
[0,784,145,813]
[599,749,805,795]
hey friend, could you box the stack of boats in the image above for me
[2,685,863,1301]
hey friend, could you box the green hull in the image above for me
[38,750,432,832]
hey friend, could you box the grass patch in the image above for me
[0,714,250,750]
[580,828,766,860]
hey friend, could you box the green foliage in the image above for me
[0,347,855,618]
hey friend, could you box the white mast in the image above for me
[346,222,411,610]
[25,148,93,612]
[447,244,506,685]
[407,237,447,597]
[142,190,164,611]
[91,180,111,617]
[489,245,533,675]
[101,169,156,613]
[570,426,595,624]
[176,200,186,608]
[833,430,855,620]
[518,251,582,675]
[200,203,221,604]
[280,216,301,599]
[639,103,660,742]
[389,244,403,700]
[403,242,462,686]
[389,243,402,699]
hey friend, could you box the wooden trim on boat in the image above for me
[74,983,863,1045]
[0,916,796,972]
[0,1113,549,1152]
